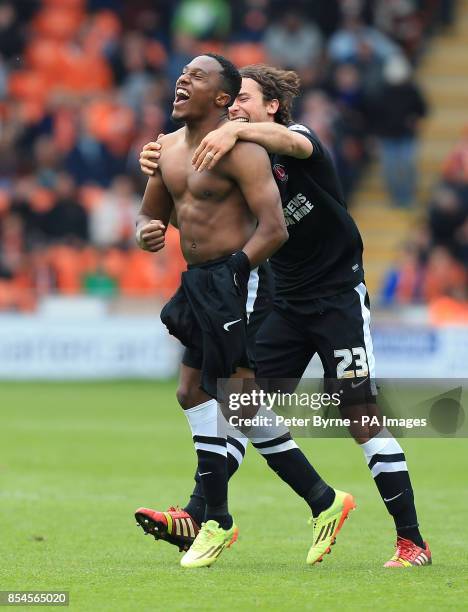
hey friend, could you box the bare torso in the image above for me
[158,128,257,264]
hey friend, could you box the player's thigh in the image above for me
[177,348,211,409]
[255,309,313,392]
[311,283,376,406]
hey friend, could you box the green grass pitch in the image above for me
[1,381,467,611]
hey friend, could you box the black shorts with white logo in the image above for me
[161,256,274,399]
[181,261,274,374]
[255,282,377,406]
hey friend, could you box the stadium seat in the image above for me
[32,8,85,42]
[8,71,48,102]
[227,42,267,67]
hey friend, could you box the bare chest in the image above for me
[159,144,234,203]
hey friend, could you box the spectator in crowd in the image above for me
[441,124,468,200]
[263,9,324,70]
[428,185,466,253]
[34,135,61,189]
[353,39,385,98]
[423,246,467,302]
[89,175,140,248]
[0,213,23,280]
[0,0,454,310]
[118,32,158,113]
[454,219,468,266]
[328,12,401,64]
[0,1,23,61]
[82,250,118,298]
[380,242,426,305]
[380,223,431,305]
[367,55,427,207]
[230,4,268,43]
[46,172,89,243]
[437,0,457,28]
[0,55,7,99]
[373,0,423,59]
[166,32,197,87]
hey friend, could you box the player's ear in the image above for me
[215,91,231,108]
[266,98,279,118]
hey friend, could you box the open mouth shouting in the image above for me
[174,87,191,107]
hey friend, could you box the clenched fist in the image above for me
[136,220,166,252]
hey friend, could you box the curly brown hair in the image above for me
[239,64,301,126]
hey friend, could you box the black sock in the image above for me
[304,480,336,517]
[397,525,425,547]
[252,435,334,516]
[196,448,232,530]
[205,501,233,530]
[375,475,424,548]
[362,432,424,548]
[183,470,205,526]
[184,438,246,525]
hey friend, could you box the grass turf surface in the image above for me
[1,381,467,611]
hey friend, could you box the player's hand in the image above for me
[136,220,166,252]
[192,123,240,172]
[139,134,164,176]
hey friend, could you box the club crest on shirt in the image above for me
[289,124,311,134]
[273,164,288,182]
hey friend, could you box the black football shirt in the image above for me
[268,123,364,306]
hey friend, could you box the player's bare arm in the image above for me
[193,122,313,172]
[220,141,288,267]
[136,162,174,252]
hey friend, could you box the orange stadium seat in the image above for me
[145,40,168,70]
[8,71,49,102]
[25,39,66,74]
[119,249,160,296]
[227,42,267,67]
[84,99,134,147]
[429,296,468,325]
[79,246,99,275]
[32,8,85,42]
[101,248,126,282]
[49,245,82,295]
[61,51,112,93]
[0,189,11,216]
[196,41,225,55]
[43,0,86,9]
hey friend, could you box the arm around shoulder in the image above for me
[234,121,313,159]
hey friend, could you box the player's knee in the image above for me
[176,384,204,409]
[176,385,192,409]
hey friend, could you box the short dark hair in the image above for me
[240,64,301,125]
[204,53,242,107]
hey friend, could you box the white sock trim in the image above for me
[252,439,298,456]
[194,441,227,456]
[360,433,389,462]
[371,461,408,477]
[184,399,220,438]
[227,443,244,466]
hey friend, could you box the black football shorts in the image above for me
[161,257,274,399]
[255,282,377,406]
[181,262,274,373]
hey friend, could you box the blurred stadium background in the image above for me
[0,0,467,379]
[1,1,468,609]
